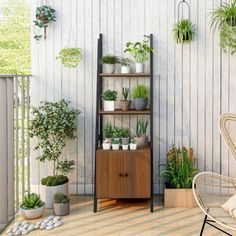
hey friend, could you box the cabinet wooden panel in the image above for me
[124,151,150,198]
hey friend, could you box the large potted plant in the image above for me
[134,119,149,148]
[102,122,113,150]
[101,89,118,111]
[53,192,70,216]
[162,145,199,207]
[124,35,153,73]
[29,99,80,208]
[101,54,119,73]
[120,87,131,111]
[132,84,149,110]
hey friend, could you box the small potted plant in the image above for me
[120,87,131,111]
[119,57,133,73]
[132,84,149,110]
[124,35,153,73]
[102,122,113,150]
[130,138,137,150]
[121,128,131,150]
[173,19,196,44]
[101,90,118,111]
[135,119,149,148]
[53,192,70,216]
[20,193,45,220]
[101,54,119,73]
[112,127,122,142]
[112,139,120,150]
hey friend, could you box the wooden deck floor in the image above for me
[3,196,233,235]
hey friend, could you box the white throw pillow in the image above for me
[221,193,236,218]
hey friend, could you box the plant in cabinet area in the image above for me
[132,84,149,110]
[135,119,149,148]
[121,128,131,145]
[112,139,120,150]
[102,122,113,150]
[101,54,119,73]
[53,192,70,216]
[112,127,122,141]
[130,138,137,150]
[120,87,131,111]
[101,90,118,111]
[119,57,133,73]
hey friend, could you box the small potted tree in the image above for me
[132,84,149,110]
[53,192,70,216]
[101,54,119,73]
[119,57,133,73]
[121,128,131,150]
[124,35,153,73]
[120,87,131,111]
[29,99,80,208]
[101,90,118,111]
[112,139,120,150]
[130,138,137,150]
[135,119,149,148]
[102,122,113,150]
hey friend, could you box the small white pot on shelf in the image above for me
[103,64,116,74]
[121,65,131,74]
[112,144,120,150]
[122,144,129,150]
[103,142,111,150]
[130,143,137,150]
[103,100,115,111]
[135,63,144,73]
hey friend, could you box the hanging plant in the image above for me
[210,0,236,54]
[56,48,83,68]
[173,19,196,44]
[33,5,56,40]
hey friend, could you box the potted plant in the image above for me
[112,139,120,150]
[120,87,131,111]
[161,145,199,207]
[53,192,70,216]
[210,0,236,54]
[119,57,133,73]
[102,122,113,150]
[130,138,137,150]
[173,19,196,44]
[124,35,153,73]
[132,84,149,110]
[135,119,149,148]
[101,90,118,111]
[20,193,45,220]
[121,128,131,150]
[112,127,122,142]
[100,54,119,73]
[29,99,80,208]
[33,5,56,40]
[56,48,83,68]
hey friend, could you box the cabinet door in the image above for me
[96,151,124,198]
[124,151,150,198]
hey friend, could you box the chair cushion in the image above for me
[221,193,236,218]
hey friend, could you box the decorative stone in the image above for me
[13,222,21,227]
[21,221,28,226]
[47,220,53,226]
[23,224,29,229]
[19,227,24,232]
[21,230,29,235]
[40,223,46,230]
[43,219,49,224]
[54,221,63,228]
[46,225,54,230]
[6,229,12,233]
[27,224,34,232]
[14,229,21,235]
[12,228,18,233]
[36,220,42,226]
[34,224,39,230]
[47,215,54,220]
[54,216,61,221]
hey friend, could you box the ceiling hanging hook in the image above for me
[177,0,190,22]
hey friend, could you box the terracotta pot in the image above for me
[134,136,148,148]
[120,100,131,111]
[53,202,70,216]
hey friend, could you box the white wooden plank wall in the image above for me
[31,0,236,194]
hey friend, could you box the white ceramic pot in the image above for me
[40,182,68,208]
[122,144,129,150]
[103,64,115,73]
[135,63,144,73]
[130,143,137,150]
[20,204,45,220]
[103,142,111,150]
[121,65,131,74]
[103,100,115,111]
[112,144,120,150]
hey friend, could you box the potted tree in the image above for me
[120,87,131,111]
[134,119,149,148]
[53,192,70,216]
[119,57,133,73]
[20,193,45,220]
[132,84,149,110]
[121,128,131,150]
[124,35,153,73]
[101,54,119,73]
[101,90,118,111]
[102,122,113,150]
[29,99,80,208]
[130,138,137,150]
[162,145,199,207]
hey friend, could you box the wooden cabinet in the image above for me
[96,148,150,199]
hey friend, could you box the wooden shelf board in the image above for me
[99,109,150,115]
[99,73,151,77]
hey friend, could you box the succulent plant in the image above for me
[122,87,130,101]
[54,192,70,204]
[20,193,45,210]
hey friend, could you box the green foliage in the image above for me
[119,57,133,66]
[112,127,122,138]
[122,87,129,100]
[132,84,149,98]
[100,54,119,64]
[56,160,75,176]
[41,175,68,186]
[130,138,137,144]
[29,99,80,176]
[101,90,118,101]
[20,193,45,210]
[112,139,120,145]
[103,122,113,139]
[136,119,148,136]
[56,48,83,68]
[121,128,131,138]
[124,35,153,63]
[161,146,199,189]
[173,19,196,44]
[54,192,69,204]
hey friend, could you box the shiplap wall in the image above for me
[30,0,236,194]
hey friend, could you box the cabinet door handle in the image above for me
[124,173,128,177]
[119,173,123,177]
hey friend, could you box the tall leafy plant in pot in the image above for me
[29,99,80,208]
[132,84,149,110]
[120,87,131,111]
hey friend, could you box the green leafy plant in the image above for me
[122,87,130,100]
[132,84,149,98]
[130,138,137,144]
[119,57,133,66]
[29,99,80,182]
[173,19,196,44]
[56,160,75,176]
[100,54,119,64]
[41,175,69,186]
[121,128,131,138]
[161,146,199,189]
[56,48,83,68]
[20,193,45,210]
[33,5,56,40]
[124,35,153,63]
[54,192,70,204]
[101,90,118,101]
[112,139,120,145]
[112,127,122,138]
[103,122,113,139]
[136,119,148,136]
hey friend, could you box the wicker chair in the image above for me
[193,114,236,236]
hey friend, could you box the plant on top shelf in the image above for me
[124,35,153,73]
[29,99,80,208]
[33,5,56,40]
[101,54,119,73]
[135,119,149,148]
[101,89,118,111]
[130,137,137,150]
[102,122,113,150]
[56,48,83,68]
[209,0,236,54]
[132,84,149,110]
[121,127,131,148]
[53,192,70,216]
[119,57,133,74]
[120,87,131,111]
[173,19,196,44]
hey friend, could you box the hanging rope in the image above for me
[177,0,190,21]
[66,1,76,48]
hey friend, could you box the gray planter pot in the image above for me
[53,202,70,216]
[121,137,129,145]
[134,98,148,110]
